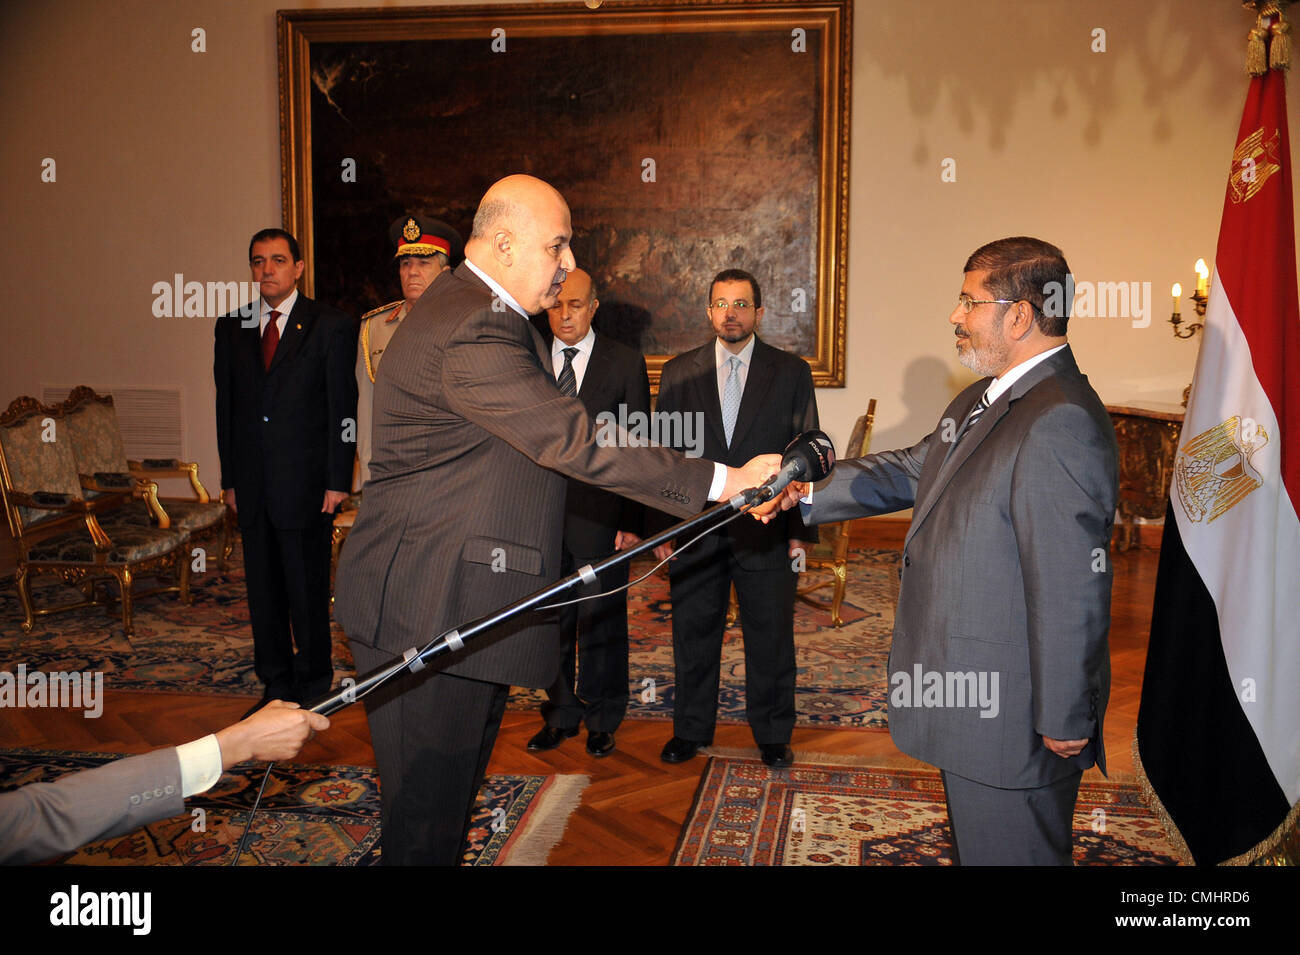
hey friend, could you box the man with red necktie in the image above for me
[214,228,357,714]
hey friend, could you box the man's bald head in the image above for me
[547,267,599,346]
[470,175,564,239]
[557,267,594,303]
[465,175,576,313]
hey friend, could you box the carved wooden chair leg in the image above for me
[118,567,134,638]
[830,564,848,628]
[16,566,36,632]
[219,514,233,572]
[178,550,192,604]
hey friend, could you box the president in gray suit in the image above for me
[762,237,1118,865]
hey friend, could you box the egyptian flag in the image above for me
[1135,58,1300,864]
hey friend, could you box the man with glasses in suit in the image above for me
[652,268,819,769]
[758,237,1118,864]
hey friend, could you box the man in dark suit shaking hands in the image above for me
[334,176,780,865]
[214,229,357,712]
[525,268,649,759]
[759,237,1118,864]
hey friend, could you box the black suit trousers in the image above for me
[351,641,509,866]
[540,548,630,733]
[239,509,333,700]
[669,539,797,745]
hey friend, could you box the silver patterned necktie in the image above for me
[954,392,991,447]
[722,355,742,447]
[557,347,578,397]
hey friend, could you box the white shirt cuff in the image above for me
[177,734,223,797]
[707,462,728,501]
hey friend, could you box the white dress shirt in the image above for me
[552,327,596,394]
[260,289,297,336]
[715,335,756,405]
[982,343,1067,406]
[464,259,528,318]
[174,735,222,797]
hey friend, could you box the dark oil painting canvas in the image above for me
[282,2,850,385]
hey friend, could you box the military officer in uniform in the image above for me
[356,215,465,486]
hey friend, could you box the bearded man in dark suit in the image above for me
[334,175,779,865]
[652,268,819,769]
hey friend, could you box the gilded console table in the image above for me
[1106,404,1185,552]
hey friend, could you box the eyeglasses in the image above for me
[956,293,1017,314]
[708,299,754,311]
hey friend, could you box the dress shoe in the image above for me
[760,743,794,768]
[586,731,615,757]
[660,736,707,763]
[527,725,579,751]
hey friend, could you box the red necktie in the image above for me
[262,310,280,370]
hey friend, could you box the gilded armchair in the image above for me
[60,386,231,572]
[0,396,190,637]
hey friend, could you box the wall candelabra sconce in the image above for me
[1170,258,1210,338]
[1171,258,1210,406]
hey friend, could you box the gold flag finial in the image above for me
[1244,1,1296,74]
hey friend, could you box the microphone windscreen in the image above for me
[782,430,836,483]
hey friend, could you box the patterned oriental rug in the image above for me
[0,749,587,866]
[1,544,900,731]
[672,755,1181,866]
[506,548,899,730]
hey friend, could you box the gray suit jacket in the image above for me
[0,748,184,864]
[335,264,715,689]
[808,347,1118,788]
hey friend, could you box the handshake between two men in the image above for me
[738,428,836,521]
[749,478,809,522]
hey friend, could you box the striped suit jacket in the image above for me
[334,263,715,689]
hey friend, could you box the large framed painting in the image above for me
[278,0,851,386]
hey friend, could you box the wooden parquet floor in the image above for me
[0,518,1159,866]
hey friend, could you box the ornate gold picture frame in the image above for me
[278,1,851,386]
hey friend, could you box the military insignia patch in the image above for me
[402,217,421,242]
[1174,415,1268,523]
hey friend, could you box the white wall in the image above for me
[1,0,1289,482]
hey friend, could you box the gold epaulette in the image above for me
[360,300,403,384]
[361,300,403,322]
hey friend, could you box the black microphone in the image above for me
[752,429,836,502]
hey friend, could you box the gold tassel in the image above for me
[1270,16,1292,70]
[1248,23,1270,75]
[1131,736,1195,865]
